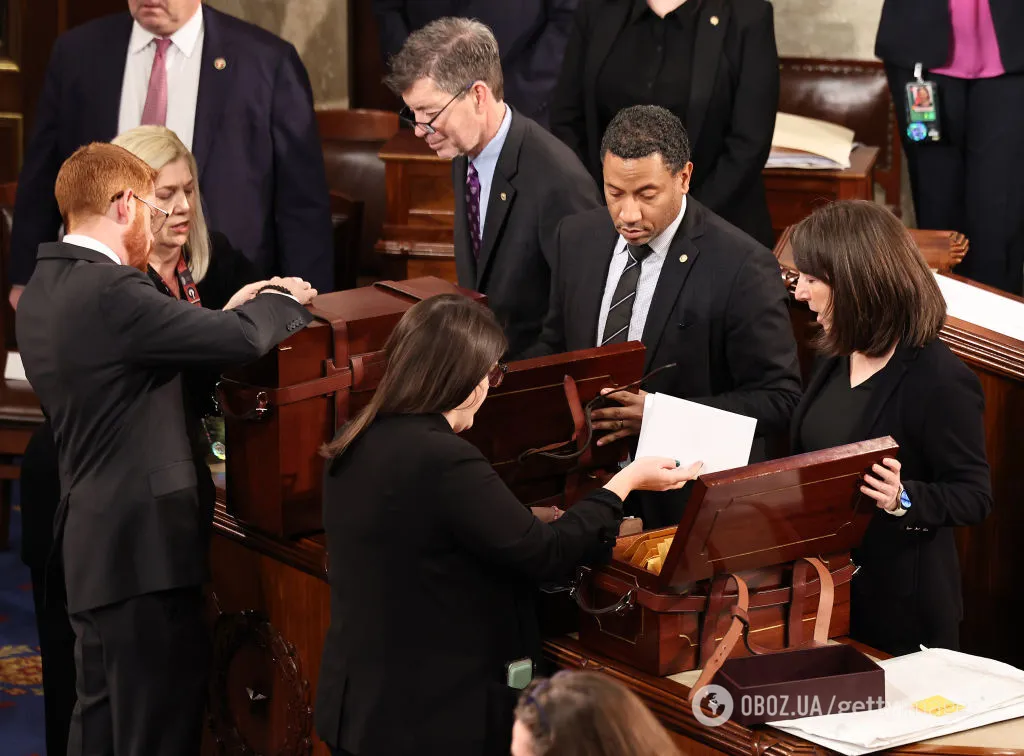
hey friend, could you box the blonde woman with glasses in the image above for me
[111,125,260,310]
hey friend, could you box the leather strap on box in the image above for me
[687,557,834,703]
[308,306,353,428]
[579,560,853,617]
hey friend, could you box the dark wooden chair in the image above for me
[0,181,45,550]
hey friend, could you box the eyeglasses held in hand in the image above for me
[398,83,474,135]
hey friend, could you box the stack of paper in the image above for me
[767,112,855,170]
[634,394,755,474]
[934,272,1024,343]
[770,648,1024,755]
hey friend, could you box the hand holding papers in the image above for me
[635,393,756,474]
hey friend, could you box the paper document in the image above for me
[634,394,755,474]
[4,351,29,384]
[769,112,854,169]
[770,648,1024,755]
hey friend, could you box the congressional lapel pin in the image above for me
[710,16,720,26]
[679,254,689,263]
[500,192,507,201]
[214,57,227,71]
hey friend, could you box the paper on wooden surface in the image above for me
[4,351,28,384]
[934,272,1024,343]
[635,393,755,474]
[771,648,1024,755]
[769,112,854,169]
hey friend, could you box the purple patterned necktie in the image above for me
[466,162,482,259]
[141,38,172,126]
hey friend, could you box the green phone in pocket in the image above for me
[506,658,533,689]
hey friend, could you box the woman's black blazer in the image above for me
[790,340,992,654]
[550,0,779,247]
[314,413,623,756]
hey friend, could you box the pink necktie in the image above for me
[141,38,172,126]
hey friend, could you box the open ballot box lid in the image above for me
[618,436,899,592]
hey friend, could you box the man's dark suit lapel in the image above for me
[475,110,524,289]
[192,7,237,180]
[580,219,620,348]
[640,199,703,373]
[90,14,134,141]
[687,0,729,149]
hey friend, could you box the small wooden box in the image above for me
[715,644,885,726]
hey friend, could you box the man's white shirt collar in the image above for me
[128,4,204,57]
[62,235,121,265]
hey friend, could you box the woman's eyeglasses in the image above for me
[487,362,508,388]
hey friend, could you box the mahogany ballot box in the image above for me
[575,437,898,676]
[462,343,645,508]
[217,277,484,537]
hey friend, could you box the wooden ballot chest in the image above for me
[216,276,482,537]
[574,438,895,676]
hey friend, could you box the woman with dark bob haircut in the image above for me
[512,671,680,756]
[314,294,702,756]
[789,200,992,656]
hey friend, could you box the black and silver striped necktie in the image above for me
[601,243,653,345]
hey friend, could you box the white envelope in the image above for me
[634,393,755,473]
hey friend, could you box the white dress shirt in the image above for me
[469,105,513,235]
[63,235,121,265]
[117,4,205,150]
[596,197,688,346]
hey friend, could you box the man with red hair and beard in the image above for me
[15,142,316,756]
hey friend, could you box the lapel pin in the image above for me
[710,16,720,25]
[500,192,507,201]
[679,254,689,263]
[214,57,227,70]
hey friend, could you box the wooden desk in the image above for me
[375,129,456,282]
[763,145,879,243]
[546,634,1024,755]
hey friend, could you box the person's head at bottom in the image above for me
[512,671,680,756]
[55,142,160,271]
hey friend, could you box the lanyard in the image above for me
[176,253,202,306]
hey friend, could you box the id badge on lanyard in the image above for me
[905,63,942,143]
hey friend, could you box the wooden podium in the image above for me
[375,130,456,282]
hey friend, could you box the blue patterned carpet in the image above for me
[0,494,46,755]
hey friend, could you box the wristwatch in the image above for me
[898,485,912,510]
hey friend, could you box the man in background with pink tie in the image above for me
[9,0,334,302]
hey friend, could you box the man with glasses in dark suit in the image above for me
[385,16,599,357]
